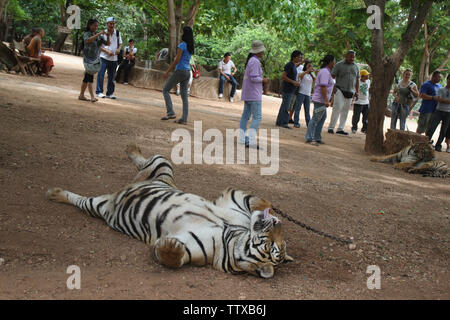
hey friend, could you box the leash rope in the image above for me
[272,206,354,245]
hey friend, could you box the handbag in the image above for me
[192,64,200,79]
[84,57,101,75]
[337,87,354,99]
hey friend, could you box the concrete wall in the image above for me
[127,66,240,103]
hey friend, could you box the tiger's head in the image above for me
[249,208,294,278]
[409,142,435,162]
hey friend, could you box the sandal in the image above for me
[91,98,98,103]
[78,95,89,101]
[161,115,176,120]
[174,119,187,125]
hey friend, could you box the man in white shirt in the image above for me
[218,52,238,102]
[96,17,122,99]
[351,69,370,133]
[116,39,137,85]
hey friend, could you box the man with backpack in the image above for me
[96,17,122,99]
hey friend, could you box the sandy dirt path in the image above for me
[0,52,449,299]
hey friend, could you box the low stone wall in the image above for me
[127,66,240,103]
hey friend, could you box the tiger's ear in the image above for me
[256,264,274,279]
[283,254,294,263]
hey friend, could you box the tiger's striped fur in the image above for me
[370,142,449,178]
[46,143,293,278]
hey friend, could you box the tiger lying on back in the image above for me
[46,143,293,278]
[371,142,449,178]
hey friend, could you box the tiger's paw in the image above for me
[154,238,186,268]
[125,143,142,159]
[46,187,68,203]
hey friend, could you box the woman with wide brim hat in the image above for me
[238,40,269,149]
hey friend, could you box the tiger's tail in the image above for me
[46,187,112,220]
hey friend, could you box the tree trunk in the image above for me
[0,0,8,41]
[167,0,177,62]
[364,0,434,154]
[0,40,16,70]
[53,2,69,52]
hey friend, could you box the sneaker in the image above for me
[351,129,356,134]
[277,124,292,129]
[218,94,223,99]
[96,93,106,98]
[336,130,349,135]
[435,145,442,152]
[328,129,334,134]
[446,147,450,153]
[123,82,128,85]
[361,129,367,134]
[106,95,117,99]
[289,119,295,124]
[229,97,234,103]
[294,124,300,128]
[305,140,319,146]
[316,140,325,144]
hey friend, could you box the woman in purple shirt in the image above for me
[305,54,335,145]
[239,40,269,148]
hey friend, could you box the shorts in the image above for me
[417,112,433,134]
[83,72,94,83]
[288,95,297,111]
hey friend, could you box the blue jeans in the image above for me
[239,101,262,146]
[163,69,191,122]
[96,58,118,96]
[305,102,327,142]
[219,74,238,97]
[294,93,311,127]
[276,92,294,126]
[390,102,409,131]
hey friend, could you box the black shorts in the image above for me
[83,72,94,83]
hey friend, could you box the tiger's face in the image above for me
[249,209,293,278]
[410,142,435,162]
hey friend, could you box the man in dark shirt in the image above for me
[276,50,304,129]
[417,71,442,134]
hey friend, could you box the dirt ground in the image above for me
[0,52,449,300]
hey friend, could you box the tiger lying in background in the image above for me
[371,142,449,178]
[46,143,293,278]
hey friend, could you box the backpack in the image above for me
[116,30,124,64]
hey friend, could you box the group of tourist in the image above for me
[25,19,448,152]
[77,17,137,102]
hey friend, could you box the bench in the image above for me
[10,40,41,75]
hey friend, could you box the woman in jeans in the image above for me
[305,55,335,145]
[161,26,194,125]
[391,69,419,131]
[293,60,315,128]
[239,40,269,148]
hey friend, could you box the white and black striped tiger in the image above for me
[46,143,293,278]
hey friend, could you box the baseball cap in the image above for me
[106,17,115,23]
[360,69,370,76]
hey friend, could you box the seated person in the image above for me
[26,28,54,76]
[22,28,40,48]
[116,39,137,84]
[218,52,238,102]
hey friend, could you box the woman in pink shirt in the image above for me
[239,40,269,149]
[305,54,335,145]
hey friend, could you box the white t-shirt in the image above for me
[299,73,314,96]
[296,65,303,81]
[218,59,235,75]
[100,29,123,62]
[355,79,370,105]
[125,46,137,56]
